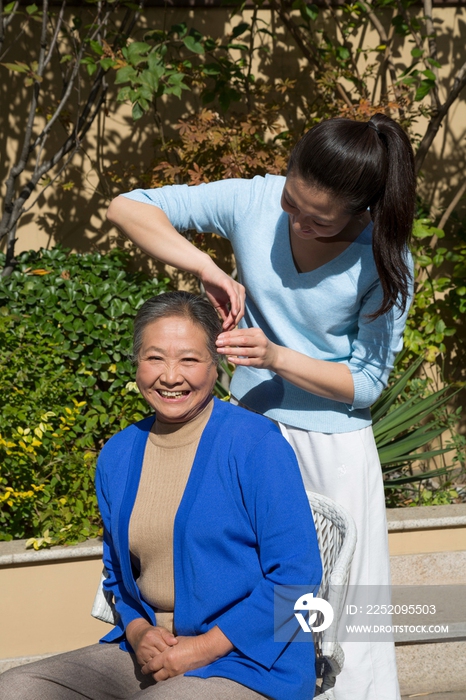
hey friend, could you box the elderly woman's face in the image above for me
[136,315,218,424]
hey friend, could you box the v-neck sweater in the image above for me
[95,398,322,700]
[122,175,412,432]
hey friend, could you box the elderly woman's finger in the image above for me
[153,668,171,682]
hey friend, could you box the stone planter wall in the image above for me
[1,503,466,690]
[387,504,466,696]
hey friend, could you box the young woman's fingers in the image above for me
[201,265,245,330]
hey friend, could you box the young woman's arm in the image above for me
[216,269,411,408]
[217,328,355,404]
[107,196,245,330]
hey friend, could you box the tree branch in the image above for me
[322,0,368,99]
[268,0,353,108]
[1,78,108,268]
[358,0,401,109]
[32,5,113,151]
[395,0,440,111]
[437,180,466,231]
[0,0,19,56]
[0,0,50,244]
[422,0,441,111]
[23,147,78,214]
[43,0,66,67]
[415,59,466,173]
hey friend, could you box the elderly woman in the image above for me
[0,291,322,700]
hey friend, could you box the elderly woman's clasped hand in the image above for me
[127,618,233,682]
[126,619,178,670]
[138,629,232,681]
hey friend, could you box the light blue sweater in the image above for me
[95,399,322,700]
[122,175,412,432]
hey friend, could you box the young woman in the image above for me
[106,114,417,700]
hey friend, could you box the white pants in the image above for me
[277,423,400,700]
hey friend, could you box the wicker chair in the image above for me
[307,491,357,700]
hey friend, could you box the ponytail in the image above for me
[367,113,416,317]
[288,114,416,318]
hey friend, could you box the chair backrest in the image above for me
[91,567,118,625]
[307,491,357,697]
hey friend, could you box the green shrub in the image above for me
[0,247,170,546]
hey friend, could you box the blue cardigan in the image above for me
[95,399,322,700]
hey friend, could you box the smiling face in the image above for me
[135,315,218,424]
[281,173,353,242]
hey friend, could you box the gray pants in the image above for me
[0,643,268,699]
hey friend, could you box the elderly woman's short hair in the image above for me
[133,292,222,364]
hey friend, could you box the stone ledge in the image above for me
[396,641,466,696]
[2,504,466,566]
[0,538,103,566]
[386,504,466,532]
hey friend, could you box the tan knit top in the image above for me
[129,399,213,633]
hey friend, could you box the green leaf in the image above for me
[183,35,205,54]
[132,102,144,120]
[4,2,16,13]
[232,22,250,38]
[411,47,423,57]
[140,68,159,92]
[305,4,319,20]
[115,65,138,85]
[134,85,152,102]
[336,46,350,60]
[147,53,165,76]
[89,40,104,56]
[202,63,221,76]
[371,353,424,424]
[2,62,28,73]
[26,4,38,14]
[100,57,116,71]
[422,68,436,81]
[383,466,451,486]
[116,86,132,102]
[126,41,151,65]
[416,254,432,266]
[171,22,188,37]
[226,42,248,51]
[414,78,436,101]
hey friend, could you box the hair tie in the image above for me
[367,120,380,135]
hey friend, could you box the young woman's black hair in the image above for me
[288,114,416,319]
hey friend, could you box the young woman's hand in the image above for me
[125,619,178,669]
[216,328,279,369]
[107,199,244,331]
[198,259,245,331]
[217,328,355,403]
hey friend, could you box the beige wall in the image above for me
[2,4,466,257]
[388,526,466,556]
[0,557,109,659]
